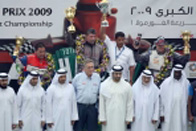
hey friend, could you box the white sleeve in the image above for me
[72,75,78,92]
[160,95,164,117]
[152,96,160,121]
[126,87,133,122]
[159,86,165,117]
[17,89,23,121]
[99,93,107,122]
[128,50,136,67]
[104,35,113,48]
[133,99,135,117]
[41,91,46,121]
[45,87,53,123]
[12,91,18,124]
[71,86,79,121]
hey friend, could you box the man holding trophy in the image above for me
[132,32,191,86]
[97,0,110,27]
[100,0,136,84]
[12,40,54,88]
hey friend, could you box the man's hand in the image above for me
[71,121,75,125]
[189,115,194,122]
[152,120,157,124]
[100,23,106,41]
[100,121,107,126]
[19,120,23,128]
[129,80,133,85]
[12,124,17,130]
[160,116,165,122]
[132,117,135,122]
[41,121,45,128]
[47,123,54,128]
[126,121,131,125]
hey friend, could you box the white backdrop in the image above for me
[110,0,196,38]
[0,0,77,39]
[0,0,195,38]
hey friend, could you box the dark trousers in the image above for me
[74,103,98,131]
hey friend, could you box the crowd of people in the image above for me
[0,27,195,131]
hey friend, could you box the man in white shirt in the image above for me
[99,65,133,131]
[160,64,190,131]
[0,72,18,131]
[46,69,78,131]
[17,71,45,131]
[132,70,159,131]
[101,28,135,83]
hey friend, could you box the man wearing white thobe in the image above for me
[46,69,78,131]
[160,64,190,131]
[0,72,18,131]
[17,71,45,131]
[99,65,133,131]
[132,70,159,131]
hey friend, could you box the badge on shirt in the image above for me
[93,83,98,86]
[153,57,160,64]
[82,82,86,85]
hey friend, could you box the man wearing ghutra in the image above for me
[99,65,133,131]
[17,71,45,131]
[160,64,190,131]
[46,69,78,131]
[131,69,159,131]
[0,72,18,131]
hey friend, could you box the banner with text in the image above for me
[0,0,77,39]
[0,0,195,38]
[110,0,196,38]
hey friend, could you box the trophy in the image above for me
[181,30,191,54]
[65,7,76,33]
[13,36,25,56]
[97,0,110,27]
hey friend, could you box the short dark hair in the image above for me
[115,32,125,39]
[86,28,96,35]
[35,42,45,51]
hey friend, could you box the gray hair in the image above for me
[84,58,94,66]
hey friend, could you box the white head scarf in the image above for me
[100,65,127,98]
[162,64,187,86]
[132,70,159,120]
[20,71,42,89]
[132,69,159,99]
[0,72,11,84]
[171,64,185,79]
[132,69,156,88]
[50,68,69,87]
[109,65,124,81]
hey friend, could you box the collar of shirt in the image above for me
[115,45,125,60]
[83,71,93,80]
[85,41,95,47]
[116,45,125,51]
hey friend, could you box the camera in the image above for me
[135,33,142,46]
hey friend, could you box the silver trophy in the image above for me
[96,0,110,27]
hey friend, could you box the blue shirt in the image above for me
[72,72,101,104]
[189,84,194,96]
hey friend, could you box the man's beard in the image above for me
[0,85,7,89]
[174,76,181,80]
[113,77,121,82]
